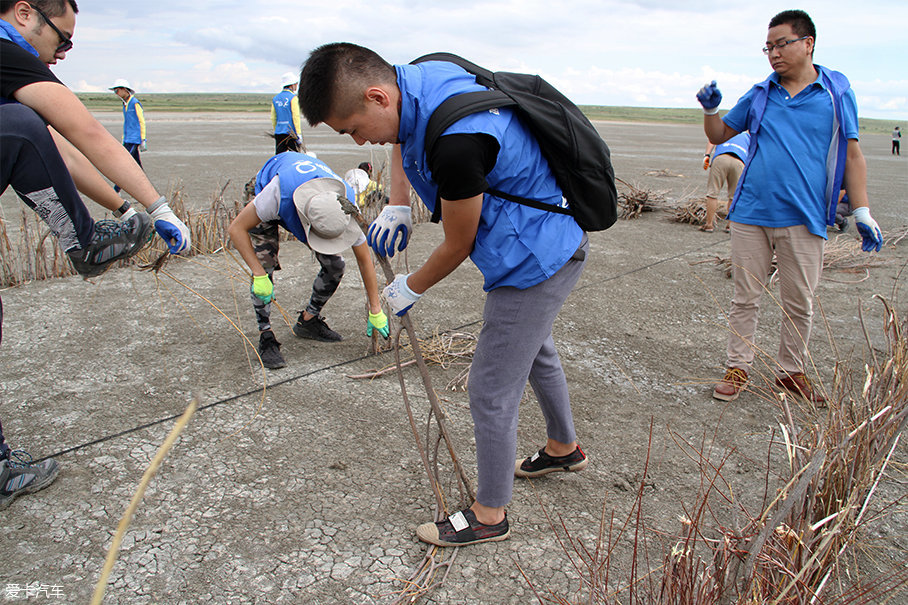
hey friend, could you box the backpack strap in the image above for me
[411,52,494,88]
[424,90,572,222]
[416,55,575,223]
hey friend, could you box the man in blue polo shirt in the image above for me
[697,9,883,404]
[299,43,590,547]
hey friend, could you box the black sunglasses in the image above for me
[29,3,73,54]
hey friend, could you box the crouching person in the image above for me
[228,152,388,369]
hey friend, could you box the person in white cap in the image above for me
[108,78,145,191]
[228,151,387,369]
[270,72,302,154]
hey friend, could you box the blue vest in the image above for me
[729,65,851,227]
[0,19,39,105]
[712,132,750,163]
[122,96,143,144]
[271,89,297,135]
[396,62,583,291]
[254,153,354,244]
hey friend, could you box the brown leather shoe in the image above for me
[713,367,748,401]
[776,372,826,404]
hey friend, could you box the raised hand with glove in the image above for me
[696,81,722,115]
[147,196,191,253]
[852,206,883,252]
[383,274,422,317]
[251,274,274,304]
[367,310,389,339]
[367,205,411,257]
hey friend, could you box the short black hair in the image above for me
[0,0,78,17]
[769,9,816,41]
[298,42,395,126]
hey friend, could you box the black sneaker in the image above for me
[258,330,286,369]
[68,213,153,277]
[0,452,60,510]
[515,446,588,478]
[416,508,510,547]
[292,313,342,342]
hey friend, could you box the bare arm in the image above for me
[704,113,737,145]
[407,194,481,294]
[351,242,382,313]
[14,81,161,207]
[843,139,869,209]
[388,144,412,206]
[48,127,125,213]
[227,203,268,277]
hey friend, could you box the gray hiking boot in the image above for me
[258,330,286,369]
[0,452,60,510]
[68,213,154,277]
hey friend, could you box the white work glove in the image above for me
[147,196,191,254]
[852,206,883,252]
[367,205,412,257]
[382,274,422,317]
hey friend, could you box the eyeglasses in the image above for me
[29,3,73,54]
[762,35,809,55]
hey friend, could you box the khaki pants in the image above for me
[726,222,825,376]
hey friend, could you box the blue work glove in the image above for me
[367,310,389,338]
[147,196,191,254]
[251,274,274,304]
[852,206,883,252]
[367,205,412,257]
[383,274,422,317]
[697,81,722,114]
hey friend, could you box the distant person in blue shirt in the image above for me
[700,132,750,232]
[109,78,145,192]
[697,9,883,404]
[271,72,302,154]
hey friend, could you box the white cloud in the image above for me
[48,0,908,119]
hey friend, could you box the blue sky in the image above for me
[52,0,907,120]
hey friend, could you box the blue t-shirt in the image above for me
[724,73,858,237]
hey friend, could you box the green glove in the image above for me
[251,274,274,304]
[367,310,389,339]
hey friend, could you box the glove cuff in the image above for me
[400,274,421,300]
[146,196,169,214]
[852,206,871,221]
[702,106,720,116]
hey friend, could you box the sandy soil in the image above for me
[1,115,906,603]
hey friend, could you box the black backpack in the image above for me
[412,52,618,232]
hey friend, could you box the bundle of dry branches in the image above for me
[673,197,708,225]
[616,178,669,220]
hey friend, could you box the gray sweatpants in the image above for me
[468,236,588,507]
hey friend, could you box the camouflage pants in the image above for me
[249,220,345,332]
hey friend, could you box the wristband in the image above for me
[113,201,131,218]
[703,107,719,116]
